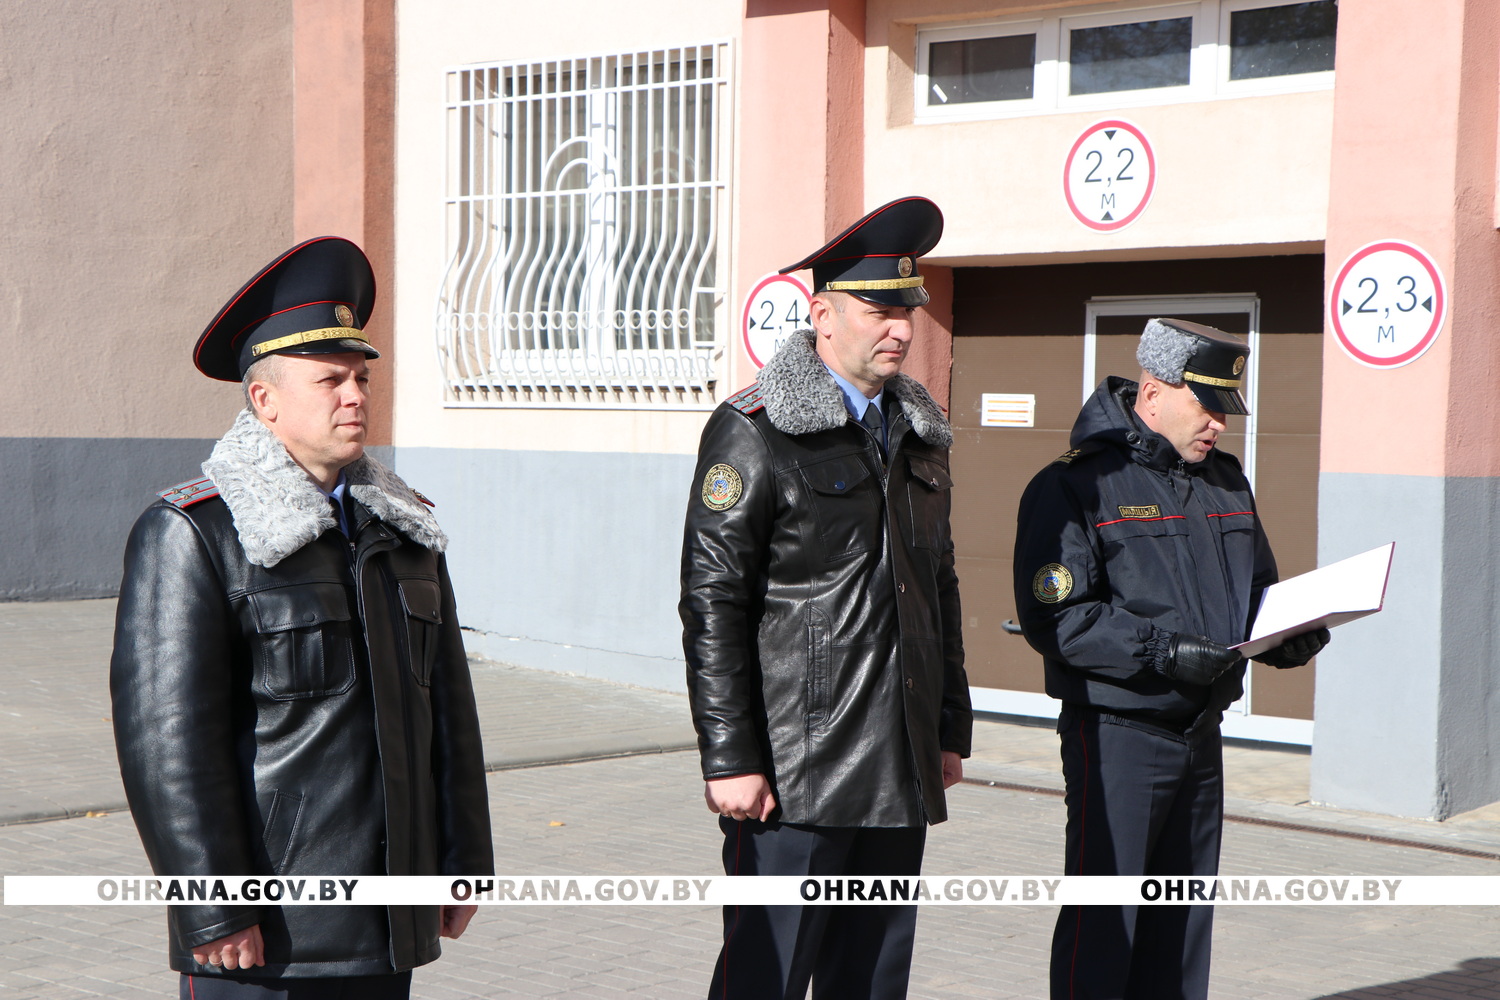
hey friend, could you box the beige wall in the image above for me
[391,0,741,456]
[866,0,1333,264]
[0,2,294,440]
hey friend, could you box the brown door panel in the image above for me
[954,554,1044,693]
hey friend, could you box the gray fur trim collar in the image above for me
[756,330,953,447]
[202,409,448,568]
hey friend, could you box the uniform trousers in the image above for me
[709,816,926,1000]
[1050,704,1224,1000]
[180,971,411,999]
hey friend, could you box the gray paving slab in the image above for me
[7,598,1500,997]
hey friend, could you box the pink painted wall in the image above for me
[735,0,953,406]
[1321,0,1500,478]
[292,0,396,444]
[733,1,866,393]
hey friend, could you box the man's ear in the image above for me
[808,295,836,339]
[247,380,276,422]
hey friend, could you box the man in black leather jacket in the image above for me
[1014,318,1329,1000]
[680,198,972,1000]
[110,237,493,998]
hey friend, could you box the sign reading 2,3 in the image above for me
[1064,120,1156,233]
[1329,240,1447,369]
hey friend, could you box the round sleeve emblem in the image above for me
[702,463,743,511]
[1032,563,1074,604]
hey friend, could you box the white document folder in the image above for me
[1233,542,1395,657]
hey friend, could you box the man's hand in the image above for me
[1253,627,1330,669]
[192,924,264,971]
[941,751,963,789]
[441,904,478,939]
[1160,633,1244,687]
[705,773,777,822]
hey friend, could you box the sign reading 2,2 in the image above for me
[1064,120,1156,233]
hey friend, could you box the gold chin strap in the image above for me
[823,276,925,291]
[251,327,370,357]
[1182,370,1242,389]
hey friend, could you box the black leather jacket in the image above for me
[110,411,492,978]
[1014,377,1278,725]
[680,332,972,828]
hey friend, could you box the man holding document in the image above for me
[1013,318,1329,1000]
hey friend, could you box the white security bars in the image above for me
[437,44,729,407]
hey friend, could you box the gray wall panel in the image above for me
[392,447,696,691]
[1,437,217,600]
[1311,472,1450,818]
[1438,477,1500,817]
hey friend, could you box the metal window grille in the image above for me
[437,43,730,408]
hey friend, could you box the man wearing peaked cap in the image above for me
[1013,318,1329,999]
[111,237,493,997]
[680,196,972,999]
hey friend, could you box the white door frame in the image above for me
[973,292,1315,746]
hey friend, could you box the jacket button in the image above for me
[905,677,915,690]
[1126,431,1141,444]
[305,613,316,622]
[834,481,845,490]
[898,582,907,593]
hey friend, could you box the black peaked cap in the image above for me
[779,196,943,307]
[194,236,378,382]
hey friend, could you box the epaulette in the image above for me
[726,383,765,416]
[158,476,220,509]
[1051,444,1102,467]
[412,489,436,508]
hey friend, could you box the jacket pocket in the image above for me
[904,455,954,550]
[247,583,357,700]
[261,789,304,875]
[805,608,830,733]
[399,577,443,686]
[799,455,881,560]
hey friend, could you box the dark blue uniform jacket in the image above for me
[1014,377,1278,726]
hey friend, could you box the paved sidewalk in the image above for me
[4,600,1500,998]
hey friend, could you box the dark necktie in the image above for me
[861,401,886,463]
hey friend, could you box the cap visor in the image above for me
[279,338,381,360]
[849,286,930,308]
[1189,382,1249,416]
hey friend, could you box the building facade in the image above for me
[9,0,1500,821]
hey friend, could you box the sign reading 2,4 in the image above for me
[1329,240,1447,369]
[742,273,813,369]
[1064,120,1156,233]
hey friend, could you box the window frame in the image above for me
[913,0,1336,123]
[436,41,733,410]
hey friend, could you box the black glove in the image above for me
[1253,627,1330,669]
[1159,633,1245,687]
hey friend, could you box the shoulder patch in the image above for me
[412,489,436,508]
[158,476,220,509]
[726,383,765,416]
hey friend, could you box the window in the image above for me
[1068,16,1193,96]
[915,0,1336,122]
[1226,0,1337,81]
[437,43,730,407]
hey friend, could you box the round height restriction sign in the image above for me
[1064,120,1156,232]
[742,273,812,369]
[1329,240,1447,368]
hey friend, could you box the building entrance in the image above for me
[948,255,1324,744]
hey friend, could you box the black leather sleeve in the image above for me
[109,504,262,946]
[427,555,496,877]
[937,510,973,758]
[679,408,776,780]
